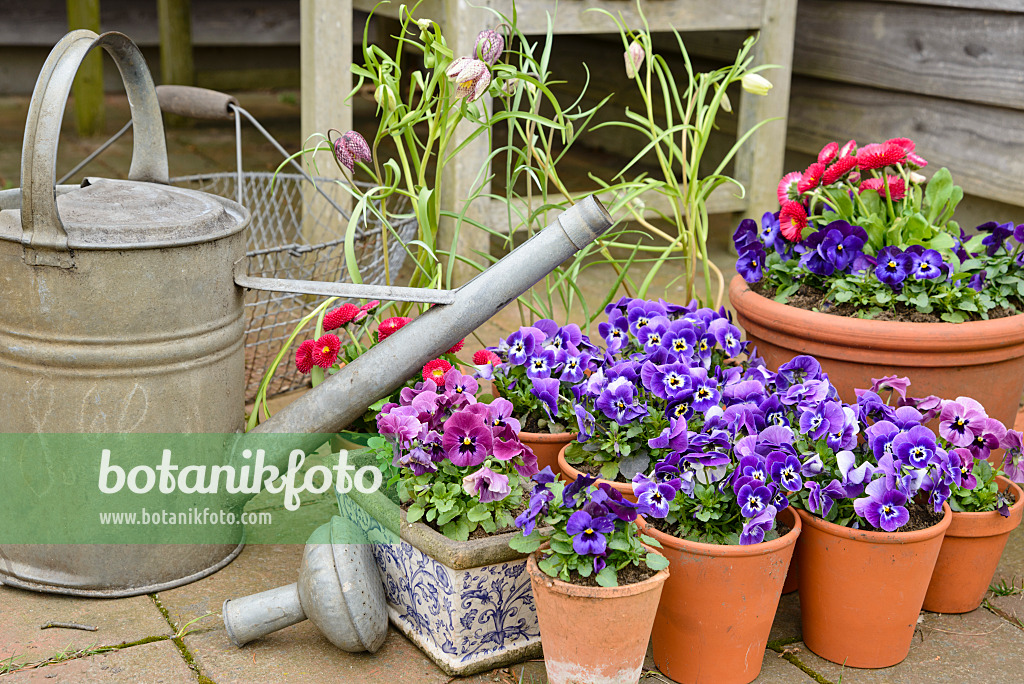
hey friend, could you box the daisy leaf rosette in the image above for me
[373,367,540,541]
[509,467,669,587]
[565,297,752,483]
[477,319,602,434]
[734,137,1024,321]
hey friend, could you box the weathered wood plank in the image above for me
[67,0,105,137]
[0,0,308,47]
[353,0,767,33]
[787,77,1024,207]
[892,0,1024,12]
[794,0,1024,110]
[157,0,194,86]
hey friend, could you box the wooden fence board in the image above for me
[787,77,1024,207]
[794,0,1024,110]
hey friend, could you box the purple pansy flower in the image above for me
[462,466,511,503]
[875,246,913,288]
[565,510,615,556]
[806,479,846,517]
[740,507,777,545]
[442,411,493,466]
[854,478,909,532]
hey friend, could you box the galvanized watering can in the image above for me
[0,31,613,596]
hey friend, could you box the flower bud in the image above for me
[500,77,519,96]
[416,18,432,31]
[716,85,732,113]
[741,73,773,96]
[624,40,645,78]
[373,85,397,110]
[334,130,372,173]
[909,171,927,184]
[446,57,491,102]
[475,28,504,65]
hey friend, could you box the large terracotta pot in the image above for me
[557,444,637,502]
[520,430,576,477]
[923,477,1024,614]
[796,504,951,668]
[638,507,801,684]
[729,275,1024,430]
[526,547,669,684]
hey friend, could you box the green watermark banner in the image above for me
[0,433,400,545]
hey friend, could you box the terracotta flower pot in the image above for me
[729,275,1024,430]
[526,547,669,684]
[923,477,1024,614]
[781,558,799,595]
[796,504,952,668]
[638,507,801,684]
[557,444,637,502]
[519,430,576,477]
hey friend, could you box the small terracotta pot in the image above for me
[796,504,951,668]
[557,444,637,502]
[638,507,801,684]
[923,477,1024,614]
[526,547,669,684]
[519,430,576,478]
[781,558,799,595]
[730,275,1024,431]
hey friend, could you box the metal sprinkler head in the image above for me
[222,516,387,652]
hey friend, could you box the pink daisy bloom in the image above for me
[312,334,341,369]
[323,303,359,330]
[779,201,808,242]
[295,339,317,374]
[423,359,452,384]
[777,171,802,205]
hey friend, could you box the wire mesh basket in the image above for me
[172,171,416,400]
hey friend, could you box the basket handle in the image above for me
[21,30,168,266]
[156,85,238,121]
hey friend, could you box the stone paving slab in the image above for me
[0,586,170,663]
[0,639,192,683]
[784,607,1024,684]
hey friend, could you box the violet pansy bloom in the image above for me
[441,411,493,467]
[737,483,774,518]
[565,510,615,556]
[740,507,777,545]
[806,479,846,517]
[939,397,988,447]
[530,377,561,419]
[462,466,511,503]
[875,246,913,288]
[854,478,909,532]
[1001,430,1024,483]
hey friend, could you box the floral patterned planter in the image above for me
[337,488,540,676]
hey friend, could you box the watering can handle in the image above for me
[21,30,169,266]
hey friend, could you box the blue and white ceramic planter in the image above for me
[337,489,541,676]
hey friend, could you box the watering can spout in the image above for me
[235,195,612,473]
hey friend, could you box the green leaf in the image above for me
[925,167,953,224]
[467,504,491,523]
[406,503,425,523]
[639,533,663,548]
[442,517,471,542]
[550,539,574,555]
[509,530,542,553]
[600,462,620,481]
[564,441,585,464]
[607,537,630,552]
[595,566,619,588]
[538,555,560,578]
[645,553,670,572]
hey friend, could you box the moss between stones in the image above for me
[766,636,836,684]
[151,594,217,684]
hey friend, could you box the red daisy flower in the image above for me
[885,137,915,152]
[797,162,825,193]
[817,141,839,165]
[423,359,452,383]
[295,339,317,374]
[323,303,359,330]
[779,201,808,242]
[856,142,906,171]
[472,349,500,365]
[312,334,341,369]
[906,152,928,169]
[822,155,858,185]
[377,316,413,342]
[777,171,802,205]
[860,175,906,201]
[838,139,857,158]
[354,300,380,322]
[447,338,465,354]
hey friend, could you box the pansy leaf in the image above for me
[645,553,670,572]
[639,533,663,548]
[600,462,620,481]
[509,530,542,553]
[550,539,574,555]
[595,566,619,588]
[619,452,651,481]
[406,503,425,523]
[537,555,560,578]
[607,537,630,552]
[442,517,470,542]
[467,504,491,523]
